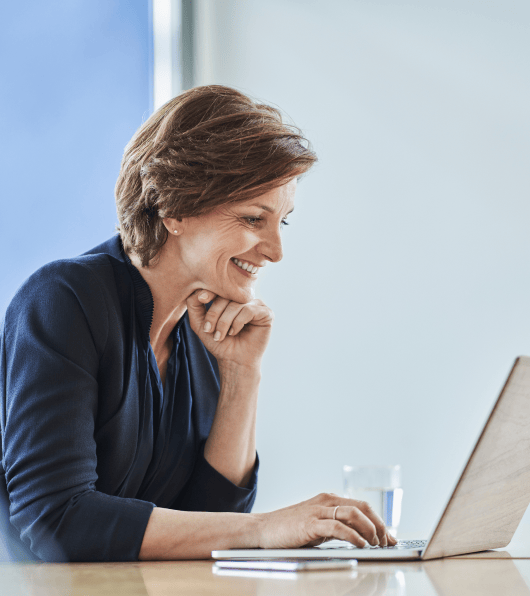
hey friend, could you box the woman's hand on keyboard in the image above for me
[254,493,398,549]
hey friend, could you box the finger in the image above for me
[354,501,388,545]
[197,290,215,304]
[186,290,216,331]
[312,519,367,548]
[202,297,230,334]
[227,305,258,336]
[334,506,379,546]
[227,302,274,336]
[332,497,388,545]
[386,531,398,546]
[212,301,245,341]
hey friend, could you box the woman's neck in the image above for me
[128,245,196,351]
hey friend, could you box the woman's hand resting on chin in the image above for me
[255,493,398,549]
[186,290,273,370]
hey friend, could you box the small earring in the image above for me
[173,230,178,235]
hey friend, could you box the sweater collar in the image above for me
[122,250,155,339]
[83,235,154,338]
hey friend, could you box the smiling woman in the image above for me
[0,85,396,562]
[151,180,296,307]
[116,86,312,267]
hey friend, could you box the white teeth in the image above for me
[232,258,259,274]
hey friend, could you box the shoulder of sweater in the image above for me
[5,253,128,322]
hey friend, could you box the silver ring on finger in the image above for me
[332,505,340,521]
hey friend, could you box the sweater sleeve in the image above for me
[0,261,154,562]
[173,442,258,513]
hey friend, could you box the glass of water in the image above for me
[343,464,403,537]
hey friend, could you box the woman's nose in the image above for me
[260,227,283,263]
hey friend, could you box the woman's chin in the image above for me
[219,283,255,305]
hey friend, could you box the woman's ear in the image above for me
[163,217,182,236]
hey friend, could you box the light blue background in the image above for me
[0,1,151,316]
[192,0,530,542]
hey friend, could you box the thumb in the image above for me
[186,290,215,331]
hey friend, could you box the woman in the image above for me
[0,85,396,561]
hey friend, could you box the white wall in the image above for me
[192,0,530,541]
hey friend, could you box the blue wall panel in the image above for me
[0,0,151,315]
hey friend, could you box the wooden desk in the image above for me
[2,554,530,596]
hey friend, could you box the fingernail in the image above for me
[381,535,387,547]
[228,328,234,335]
[214,331,221,341]
[199,292,209,301]
[372,536,380,546]
[203,322,211,332]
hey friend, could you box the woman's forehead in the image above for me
[235,180,297,212]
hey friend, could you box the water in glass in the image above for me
[345,487,403,537]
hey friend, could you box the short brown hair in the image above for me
[115,85,317,266]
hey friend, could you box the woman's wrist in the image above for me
[216,363,261,411]
[217,360,262,387]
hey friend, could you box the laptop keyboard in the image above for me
[323,539,428,550]
[379,540,427,550]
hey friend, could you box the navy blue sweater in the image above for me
[0,236,258,562]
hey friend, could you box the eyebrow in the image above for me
[247,204,295,215]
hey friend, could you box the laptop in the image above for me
[213,356,530,561]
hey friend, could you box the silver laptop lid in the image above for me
[423,356,530,559]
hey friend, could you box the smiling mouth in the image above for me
[231,258,259,275]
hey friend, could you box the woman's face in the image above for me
[166,178,297,303]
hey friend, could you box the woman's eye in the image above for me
[244,217,262,226]
[242,216,289,228]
